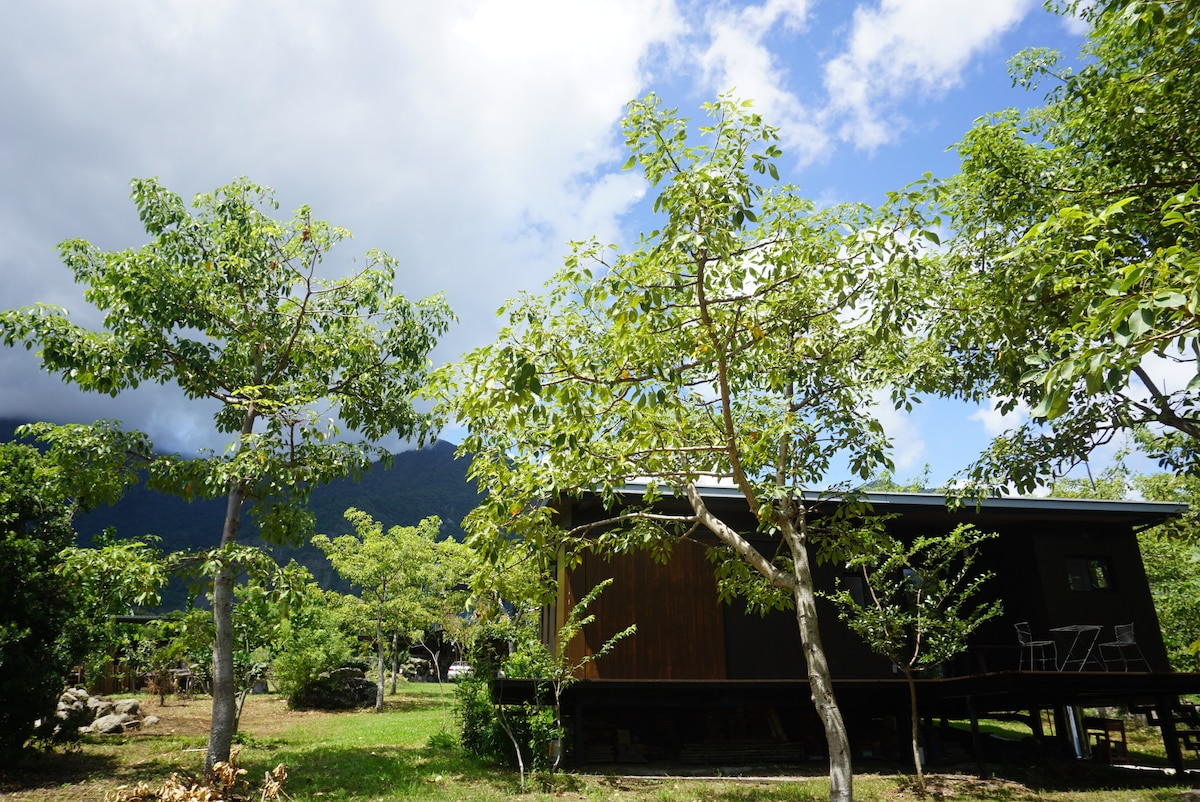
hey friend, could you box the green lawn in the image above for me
[0,684,1195,801]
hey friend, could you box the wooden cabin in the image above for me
[498,485,1200,770]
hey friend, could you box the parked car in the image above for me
[447,660,473,680]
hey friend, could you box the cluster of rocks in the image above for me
[52,687,161,735]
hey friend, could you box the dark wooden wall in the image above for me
[558,493,1174,681]
[566,538,727,679]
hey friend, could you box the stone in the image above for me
[92,713,132,734]
[113,699,140,716]
[87,696,115,718]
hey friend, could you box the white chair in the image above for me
[1015,622,1057,670]
[1098,623,1149,671]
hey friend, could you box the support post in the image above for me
[1156,696,1185,775]
[967,696,986,778]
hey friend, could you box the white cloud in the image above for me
[871,390,926,473]
[692,0,830,164]
[0,0,685,453]
[969,397,1029,437]
[823,0,1035,149]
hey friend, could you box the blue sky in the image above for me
[0,0,1106,485]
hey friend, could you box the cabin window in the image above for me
[1065,557,1114,592]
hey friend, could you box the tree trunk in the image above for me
[206,484,245,774]
[904,667,925,793]
[391,631,400,694]
[685,485,852,802]
[784,522,853,802]
[207,403,255,776]
[375,612,385,712]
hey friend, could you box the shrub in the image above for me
[271,617,354,708]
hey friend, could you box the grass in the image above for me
[1,685,1196,801]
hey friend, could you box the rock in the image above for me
[60,688,89,705]
[113,699,141,716]
[92,713,133,734]
[142,715,160,727]
[87,696,115,718]
[291,670,378,710]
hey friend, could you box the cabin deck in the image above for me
[493,672,1200,772]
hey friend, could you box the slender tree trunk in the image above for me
[784,521,853,802]
[391,631,400,694]
[207,406,255,775]
[206,485,245,773]
[375,611,385,712]
[685,485,852,802]
[904,667,925,793]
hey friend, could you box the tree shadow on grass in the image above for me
[0,750,122,794]
[380,694,450,715]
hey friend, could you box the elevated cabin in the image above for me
[499,485,1200,770]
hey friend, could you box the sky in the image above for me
[0,0,1099,485]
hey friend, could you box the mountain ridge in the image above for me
[2,419,482,600]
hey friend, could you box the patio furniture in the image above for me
[1050,623,1102,671]
[1015,622,1057,671]
[1098,623,1149,671]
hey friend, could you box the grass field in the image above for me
[1,684,1196,801]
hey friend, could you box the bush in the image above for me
[0,444,78,763]
[455,676,503,758]
[287,665,376,711]
[271,617,354,707]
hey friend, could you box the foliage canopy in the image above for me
[925,0,1200,488]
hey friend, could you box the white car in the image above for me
[447,660,473,680]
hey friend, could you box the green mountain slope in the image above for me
[2,420,481,600]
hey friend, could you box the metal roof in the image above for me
[604,482,1188,524]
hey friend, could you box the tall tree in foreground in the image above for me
[924,0,1200,489]
[441,95,933,802]
[0,178,453,771]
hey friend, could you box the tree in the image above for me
[441,95,934,802]
[0,443,79,761]
[825,523,1001,793]
[56,531,167,690]
[313,510,446,711]
[923,0,1200,490]
[0,178,453,770]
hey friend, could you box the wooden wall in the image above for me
[565,538,727,679]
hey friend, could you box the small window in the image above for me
[1066,557,1114,592]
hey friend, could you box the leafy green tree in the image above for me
[0,178,453,770]
[826,523,1001,793]
[0,443,78,761]
[441,94,933,802]
[923,0,1200,489]
[314,510,446,711]
[56,532,167,688]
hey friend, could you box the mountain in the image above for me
[2,419,482,600]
